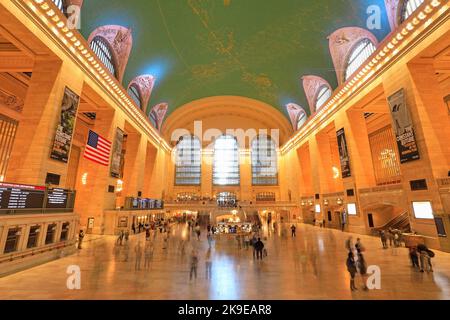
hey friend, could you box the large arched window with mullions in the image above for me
[149,109,158,128]
[251,136,278,185]
[90,36,117,78]
[174,135,201,186]
[128,85,142,110]
[315,85,332,111]
[52,0,65,11]
[344,38,376,81]
[400,0,424,23]
[213,135,240,186]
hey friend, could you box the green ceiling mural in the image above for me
[80,0,390,119]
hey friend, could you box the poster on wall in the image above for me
[110,127,124,178]
[387,89,420,163]
[50,87,80,163]
[336,128,351,178]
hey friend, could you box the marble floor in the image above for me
[0,223,450,300]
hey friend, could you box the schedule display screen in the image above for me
[0,183,46,210]
[0,183,73,211]
[46,188,70,209]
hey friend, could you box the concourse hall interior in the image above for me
[0,0,449,300]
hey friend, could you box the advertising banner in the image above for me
[50,87,80,163]
[387,89,420,163]
[337,128,351,178]
[110,127,124,178]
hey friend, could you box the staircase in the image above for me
[373,212,411,233]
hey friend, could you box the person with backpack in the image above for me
[346,252,358,291]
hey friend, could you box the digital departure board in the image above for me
[0,183,74,211]
[46,188,69,209]
[0,183,46,210]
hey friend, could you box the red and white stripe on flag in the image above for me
[83,130,112,166]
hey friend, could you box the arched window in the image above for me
[213,135,240,186]
[90,36,117,78]
[149,110,158,128]
[315,85,332,110]
[174,135,201,186]
[52,0,64,11]
[297,111,307,130]
[128,85,142,110]
[400,0,424,23]
[251,136,278,185]
[344,39,376,81]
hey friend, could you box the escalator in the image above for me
[373,211,411,233]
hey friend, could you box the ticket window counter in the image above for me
[3,227,21,254]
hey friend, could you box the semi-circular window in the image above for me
[128,85,142,110]
[344,38,376,81]
[400,0,424,23]
[315,85,332,110]
[90,36,117,78]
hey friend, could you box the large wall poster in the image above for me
[387,89,420,163]
[337,128,351,178]
[110,127,124,178]
[50,87,80,163]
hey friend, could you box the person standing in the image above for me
[131,223,136,235]
[355,238,364,253]
[409,247,420,269]
[291,225,297,238]
[144,243,154,270]
[346,252,358,291]
[205,249,212,280]
[77,230,85,249]
[207,232,213,248]
[236,234,242,250]
[117,230,124,246]
[195,223,201,241]
[380,231,388,249]
[345,236,353,253]
[135,242,142,271]
[243,234,250,250]
[124,230,130,243]
[189,250,199,281]
[357,251,369,291]
[254,238,265,260]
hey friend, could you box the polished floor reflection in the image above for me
[1,223,450,300]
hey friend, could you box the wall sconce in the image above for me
[308,200,313,206]
[301,201,306,206]
[332,166,340,179]
[324,199,329,206]
[337,198,343,205]
[116,179,124,193]
[81,172,88,185]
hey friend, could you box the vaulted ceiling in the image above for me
[80,0,390,120]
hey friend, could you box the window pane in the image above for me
[401,0,424,23]
[90,37,116,77]
[252,136,278,185]
[345,39,376,81]
[315,86,332,110]
[175,136,201,185]
[213,136,240,186]
[128,85,142,109]
[52,0,64,11]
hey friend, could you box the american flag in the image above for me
[84,130,112,166]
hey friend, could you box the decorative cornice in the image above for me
[16,0,171,152]
[281,0,448,155]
